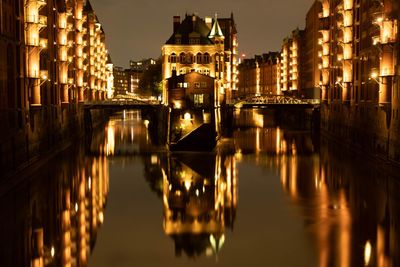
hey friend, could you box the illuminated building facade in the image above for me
[106,54,114,99]
[303,1,321,99]
[0,0,112,178]
[161,14,238,105]
[316,0,400,162]
[128,58,157,95]
[279,29,306,97]
[113,66,129,96]
[130,58,157,72]
[237,52,280,98]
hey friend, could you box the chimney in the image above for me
[205,17,212,29]
[173,16,181,33]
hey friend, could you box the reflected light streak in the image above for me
[364,241,372,266]
[106,125,115,156]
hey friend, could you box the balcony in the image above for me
[39,38,48,48]
[26,0,47,7]
[25,15,38,24]
[37,0,47,6]
[343,0,353,11]
[380,19,398,44]
[38,15,47,28]
[372,35,380,45]
[371,12,384,25]
[40,70,48,80]
[26,37,39,46]
[67,23,74,32]
[59,48,68,62]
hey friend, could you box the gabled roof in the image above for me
[107,54,112,64]
[209,17,224,38]
[166,14,214,45]
[84,0,94,13]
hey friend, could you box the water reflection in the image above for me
[0,145,109,267]
[160,153,237,258]
[233,109,400,267]
[2,108,400,266]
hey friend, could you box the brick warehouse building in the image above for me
[0,0,112,177]
[161,14,238,106]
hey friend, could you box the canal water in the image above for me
[1,109,399,267]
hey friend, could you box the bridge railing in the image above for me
[84,98,160,106]
[232,95,320,106]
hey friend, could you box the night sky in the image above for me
[91,0,314,68]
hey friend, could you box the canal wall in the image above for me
[320,102,400,166]
[0,106,108,180]
[230,106,319,132]
[145,105,169,146]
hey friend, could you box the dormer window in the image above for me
[190,38,200,44]
[175,34,182,44]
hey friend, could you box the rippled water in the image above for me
[1,109,399,267]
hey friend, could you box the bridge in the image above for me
[83,98,160,109]
[231,95,320,109]
[84,95,320,110]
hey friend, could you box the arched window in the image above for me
[187,53,194,64]
[196,53,202,64]
[179,53,185,63]
[203,53,210,64]
[170,53,177,63]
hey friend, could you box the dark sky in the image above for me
[91,0,314,68]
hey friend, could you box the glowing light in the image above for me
[88,177,91,190]
[184,181,191,191]
[151,155,158,165]
[184,112,191,121]
[173,101,182,109]
[375,17,383,24]
[370,71,378,79]
[144,120,149,128]
[51,246,55,257]
[364,241,372,266]
[75,203,78,212]
[195,189,200,196]
[99,211,104,224]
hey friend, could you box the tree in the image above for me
[139,58,162,97]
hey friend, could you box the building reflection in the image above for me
[145,152,238,258]
[277,140,399,266]
[89,110,154,159]
[232,108,400,266]
[0,143,109,266]
[233,109,316,157]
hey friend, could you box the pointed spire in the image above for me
[209,14,224,39]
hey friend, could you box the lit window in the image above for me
[196,53,202,64]
[194,94,204,106]
[203,53,210,64]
